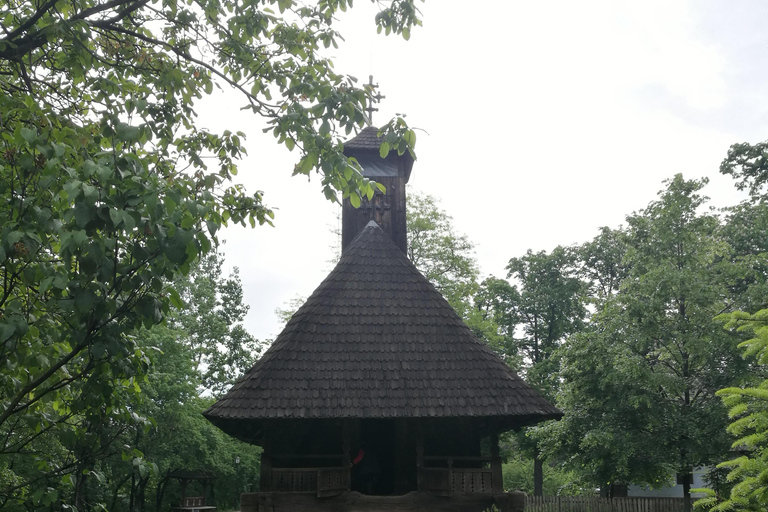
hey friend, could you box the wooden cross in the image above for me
[362,191,390,223]
[365,75,385,126]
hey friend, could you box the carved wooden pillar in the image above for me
[490,432,503,493]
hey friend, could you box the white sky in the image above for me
[197,1,768,341]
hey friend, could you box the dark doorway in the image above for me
[351,419,396,495]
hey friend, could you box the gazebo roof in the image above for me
[204,221,561,440]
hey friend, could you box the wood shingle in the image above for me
[204,221,561,439]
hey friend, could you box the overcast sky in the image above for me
[197,1,768,341]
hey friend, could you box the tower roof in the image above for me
[343,126,386,151]
[343,126,414,181]
[204,222,561,440]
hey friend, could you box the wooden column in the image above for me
[490,432,503,493]
[342,420,351,491]
[416,422,424,492]
[260,430,272,492]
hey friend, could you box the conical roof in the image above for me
[204,221,560,439]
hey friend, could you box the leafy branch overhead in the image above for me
[0,0,421,508]
[0,0,420,205]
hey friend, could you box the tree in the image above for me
[694,310,768,512]
[475,276,522,368]
[407,192,479,303]
[504,246,586,394]
[551,175,753,511]
[504,246,587,496]
[405,192,513,349]
[720,140,768,201]
[48,253,264,512]
[0,0,420,508]
[170,251,262,396]
[576,226,628,306]
[690,139,768,512]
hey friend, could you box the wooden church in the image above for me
[204,127,561,512]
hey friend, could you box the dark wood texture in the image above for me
[340,126,413,254]
[341,175,407,254]
[240,490,525,512]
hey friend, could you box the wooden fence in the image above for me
[525,496,696,512]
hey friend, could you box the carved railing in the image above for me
[270,467,349,497]
[451,468,494,494]
[418,456,501,495]
[317,468,349,497]
[271,468,318,493]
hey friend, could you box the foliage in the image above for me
[576,226,628,306]
[475,276,523,368]
[502,454,588,496]
[475,246,588,495]
[274,294,308,326]
[694,311,768,512]
[720,141,768,201]
[0,0,420,508]
[548,175,754,499]
[404,192,512,349]
[170,252,262,396]
[44,254,263,512]
[407,192,479,303]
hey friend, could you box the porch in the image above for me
[240,490,525,512]
[263,455,502,497]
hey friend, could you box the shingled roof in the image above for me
[343,126,414,181]
[343,126,384,151]
[204,221,561,438]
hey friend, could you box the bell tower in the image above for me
[341,127,414,254]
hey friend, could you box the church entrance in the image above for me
[352,419,396,495]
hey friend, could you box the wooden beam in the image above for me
[342,420,351,491]
[490,433,503,493]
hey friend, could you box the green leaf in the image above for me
[20,127,36,144]
[349,193,361,208]
[109,208,123,227]
[74,204,92,228]
[379,141,390,158]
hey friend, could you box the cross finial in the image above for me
[365,75,385,126]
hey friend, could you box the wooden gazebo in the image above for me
[204,127,561,512]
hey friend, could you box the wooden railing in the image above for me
[418,456,500,495]
[451,468,494,494]
[270,467,349,497]
[317,468,349,497]
[418,468,452,496]
[271,468,318,493]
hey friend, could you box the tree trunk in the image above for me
[112,474,133,512]
[683,472,692,512]
[156,474,170,512]
[533,452,543,497]
[129,473,136,512]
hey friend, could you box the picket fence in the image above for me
[524,496,696,512]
